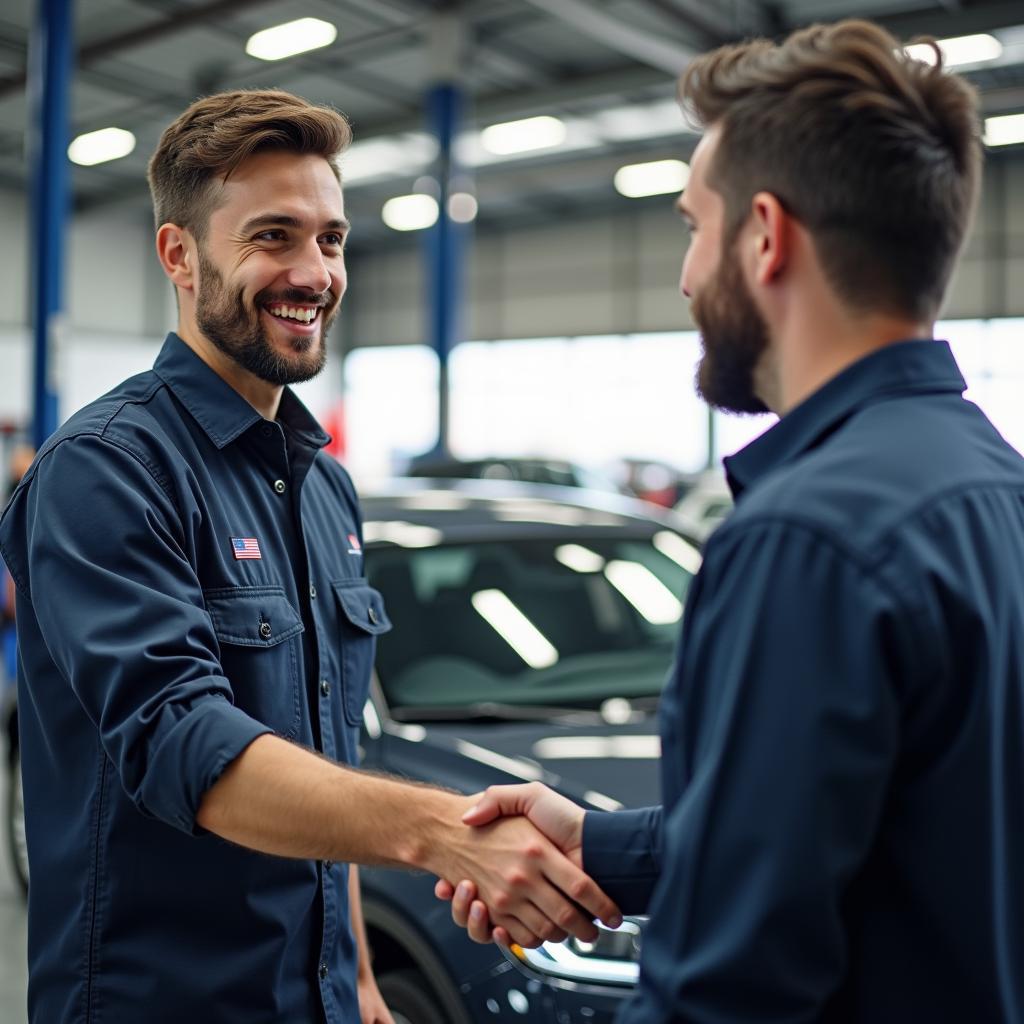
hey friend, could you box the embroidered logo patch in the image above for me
[231,537,262,560]
[347,533,362,555]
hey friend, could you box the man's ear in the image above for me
[155,224,196,292]
[747,191,789,287]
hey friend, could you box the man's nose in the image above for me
[286,242,332,293]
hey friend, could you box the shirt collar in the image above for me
[723,339,966,500]
[152,333,330,451]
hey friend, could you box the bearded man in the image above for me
[0,89,619,1024]
[440,20,1024,1024]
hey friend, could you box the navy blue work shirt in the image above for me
[0,333,391,1024]
[585,339,1024,1022]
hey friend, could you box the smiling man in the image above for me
[440,20,1024,1024]
[0,89,620,1024]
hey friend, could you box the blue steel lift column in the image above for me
[26,0,73,450]
[423,13,469,459]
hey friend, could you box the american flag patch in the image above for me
[347,533,362,554]
[231,537,262,560]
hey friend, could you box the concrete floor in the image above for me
[0,776,28,1022]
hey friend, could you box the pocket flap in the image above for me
[332,579,392,636]
[205,587,304,647]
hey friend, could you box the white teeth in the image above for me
[268,305,318,323]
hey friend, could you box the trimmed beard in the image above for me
[693,239,771,415]
[195,248,334,386]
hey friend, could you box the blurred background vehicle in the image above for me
[5,479,703,1024]
[609,457,692,509]
[673,469,733,541]
[404,454,627,496]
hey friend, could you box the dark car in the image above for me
[404,454,627,497]
[5,480,702,1024]
[354,480,699,1022]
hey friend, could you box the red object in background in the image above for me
[320,400,346,461]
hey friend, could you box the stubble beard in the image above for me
[693,241,771,415]
[194,248,336,386]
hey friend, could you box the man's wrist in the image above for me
[394,789,470,874]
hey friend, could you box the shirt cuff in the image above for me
[582,806,662,915]
[140,694,273,835]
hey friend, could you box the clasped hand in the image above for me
[437,782,607,947]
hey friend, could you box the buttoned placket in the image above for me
[282,435,346,1021]
[267,419,345,1021]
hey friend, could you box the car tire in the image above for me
[378,967,449,1024]
[6,753,28,897]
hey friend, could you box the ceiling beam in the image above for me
[867,0,1024,42]
[0,0,281,98]
[518,0,697,75]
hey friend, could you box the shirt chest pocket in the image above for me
[332,579,392,726]
[205,586,304,739]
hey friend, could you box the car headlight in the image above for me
[508,916,644,986]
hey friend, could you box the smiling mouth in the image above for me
[264,303,322,325]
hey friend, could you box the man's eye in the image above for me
[255,230,285,242]
[321,233,345,246]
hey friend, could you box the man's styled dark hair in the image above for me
[147,88,352,239]
[680,19,983,321]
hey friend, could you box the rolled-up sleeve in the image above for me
[11,434,270,833]
[619,519,911,1023]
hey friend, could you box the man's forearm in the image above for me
[195,733,462,871]
[196,733,622,946]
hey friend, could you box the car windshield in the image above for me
[366,532,698,711]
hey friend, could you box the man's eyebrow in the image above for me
[240,213,351,234]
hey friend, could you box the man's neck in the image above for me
[764,288,932,416]
[176,323,283,421]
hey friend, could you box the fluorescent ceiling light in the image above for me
[340,133,436,185]
[653,530,702,574]
[593,98,684,142]
[614,159,690,198]
[246,17,337,61]
[382,194,439,232]
[448,192,478,223]
[905,33,1002,68]
[480,115,567,155]
[604,560,683,624]
[555,544,606,573]
[68,127,135,166]
[984,113,1024,147]
[472,589,558,668]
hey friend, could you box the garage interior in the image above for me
[1,0,1023,1019]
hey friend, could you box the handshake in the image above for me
[431,781,620,948]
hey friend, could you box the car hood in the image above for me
[377,716,661,810]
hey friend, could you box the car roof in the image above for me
[360,478,699,546]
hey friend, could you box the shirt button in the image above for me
[320,679,330,697]
[259,622,272,640]
[368,606,379,625]
[309,584,317,599]
[273,479,286,494]
[261,425,273,438]
[318,962,329,980]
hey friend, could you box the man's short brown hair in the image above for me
[680,19,983,321]
[147,89,352,239]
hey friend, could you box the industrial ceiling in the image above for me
[1,0,1023,249]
